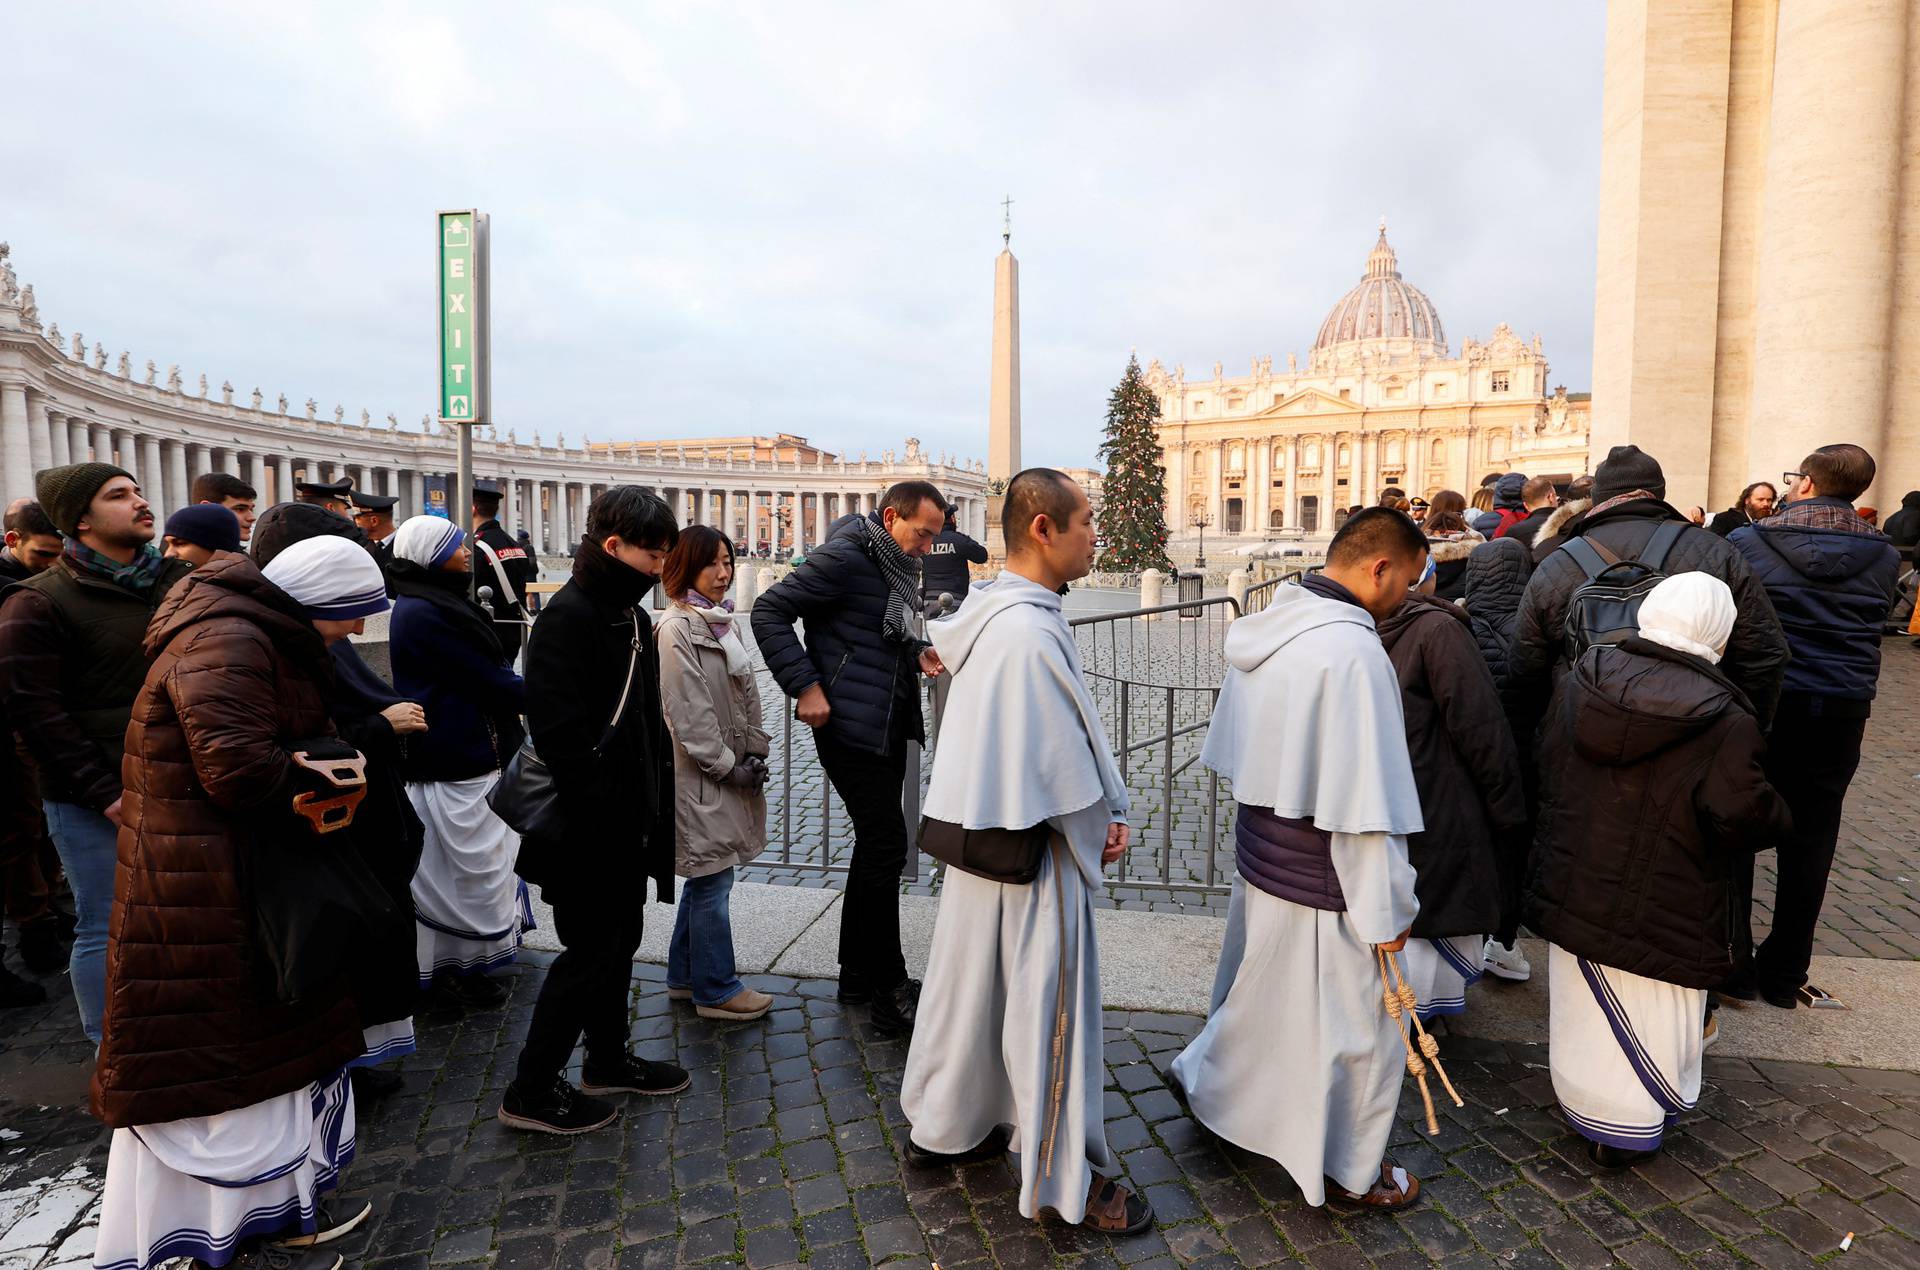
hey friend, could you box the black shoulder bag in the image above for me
[917,817,1058,884]
[488,611,642,841]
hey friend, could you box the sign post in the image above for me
[438,210,489,590]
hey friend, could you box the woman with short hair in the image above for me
[388,515,531,1010]
[1422,489,1484,602]
[656,525,775,1022]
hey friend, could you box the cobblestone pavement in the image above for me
[8,956,1920,1267]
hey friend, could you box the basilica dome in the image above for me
[1312,225,1447,359]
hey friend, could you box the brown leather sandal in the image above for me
[1080,1176,1155,1236]
[1327,1160,1421,1212]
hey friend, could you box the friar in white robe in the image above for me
[1171,519,1432,1211]
[901,471,1149,1234]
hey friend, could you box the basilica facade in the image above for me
[1149,226,1591,540]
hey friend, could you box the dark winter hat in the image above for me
[36,462,135,537]
[163,504,241,555]
[250,500,374,567]
[1592,445,1666,501]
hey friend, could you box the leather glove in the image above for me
[723,761,763,789]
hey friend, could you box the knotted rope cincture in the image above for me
[1376,944,1465,1135]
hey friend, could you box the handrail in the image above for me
[1068,595,1242,627]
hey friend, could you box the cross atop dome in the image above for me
[1366,220,1400,280]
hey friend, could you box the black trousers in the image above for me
[514,885,646,1088]
[815,729,910,990]
[1730,712,1866,995]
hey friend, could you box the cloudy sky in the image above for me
[6,3,1605,470]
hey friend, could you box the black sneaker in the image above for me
[498,1079,620,1135]
[0,964,46,1009]
[870,978,919,1038]
[18,923,64,976]
[838,974,920,1005]
[227,1247,343,1269]
[904,1125,1010,1169]
[579,1054,691,1097]
[269,1196,371,1248]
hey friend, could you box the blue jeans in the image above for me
[667,868,745,1007]
[42,801,117,1043]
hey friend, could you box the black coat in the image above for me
[471,517,534,659]
[1525,637,1792,988]
[1376,595,1528,937]
[1706,507,1760,538]
[1425,532,1481,602]
[514,544,675,905]
[1498,505,1553,547]
[1883,491,1920,560]
[389,566,526,782]
[920,528,988,604]
[1463,537,1533,697]
[1510,498,1789,741]
[751,515,926,756]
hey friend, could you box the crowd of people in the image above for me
[0,438,1907,1263]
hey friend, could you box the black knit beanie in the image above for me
[36,463,134,537]
[1591,445,1666,502]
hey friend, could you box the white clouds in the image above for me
[1,1,1604,469]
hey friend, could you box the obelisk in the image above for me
[986,196,1021,558]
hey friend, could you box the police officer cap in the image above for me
[294,478,354,500]
[471,483,505,505]
[352,492,400,513]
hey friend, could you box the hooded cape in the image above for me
[1200,583,1423,835]
[921,570,1128,830]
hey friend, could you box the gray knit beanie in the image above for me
[36,463,134,537]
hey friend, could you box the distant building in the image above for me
[1147,224,1590,539]
[1059,465,1105,523]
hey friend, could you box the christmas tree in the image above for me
[1095,354,1174,572]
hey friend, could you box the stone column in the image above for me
[91,424,114,478]
[1745,0,1908,502]
[140,435,165,513]
[1350,433,1365,505]
[69,417,91,465]
[1283,435,1299,528]
[24,390,51,480]
[186,444,208,488]
[528,480,546,553]
[1321,436,1338,531]
[1205,446,1223,530]
[556,482,572,551]
[277,457,295,505]
[1253,439,1270,533]
[745,489,760,550]
[247,454,267,501]
[168,443,191,520]
[48,410,70,468]
[409,470,426,523]
[790,493,805,553]
[0,385,31,503]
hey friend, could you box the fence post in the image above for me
[1227,566,1251,617]
[1139,568,1165,621]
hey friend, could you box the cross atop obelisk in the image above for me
[1002,194,1014,246]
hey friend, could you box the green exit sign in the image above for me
[438,210,490,424]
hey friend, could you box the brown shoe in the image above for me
[696,988,774,1021]
[1327,1160,1421,1212]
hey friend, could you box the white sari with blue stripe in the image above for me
[1401,935,1485,1021]
[408,770,534,985]
[92,1068,355,1270]
[1547,944,1704,1151]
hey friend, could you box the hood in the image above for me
[1494,473,1527,509]
[1425,530,1485,563]
[146,552,324,661]
[1222,582,1375,672]
[1567,640,1734,767]
[1375,592,1469,652]
[1751,515,1890,582]
[1464,536,1533,606]
[1903,491,1920,511]
[929,569,1062,676]
[1534,497,1589,547]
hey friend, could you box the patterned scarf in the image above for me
[853,513,920,644]
[64,537,168,596]
[682,590,736,636]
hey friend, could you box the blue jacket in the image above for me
[1729,498,1898,713]
[751,514,926,755]
[389,579,527,781]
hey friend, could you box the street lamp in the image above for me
[1189,507,1215,570]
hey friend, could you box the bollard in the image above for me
[1227,565,1251,618]
[1140,568,1165,621]
[736,561,761,608]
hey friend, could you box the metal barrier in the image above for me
[1241,568,1300,614]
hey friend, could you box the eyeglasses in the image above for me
[1782,471,1805,489]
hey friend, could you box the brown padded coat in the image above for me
[90,553,363,1128]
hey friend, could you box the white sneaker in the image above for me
[1482,939,1531,982]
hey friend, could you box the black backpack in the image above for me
[1560,521,1688,660]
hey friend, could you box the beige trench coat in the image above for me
[656,605,771,877]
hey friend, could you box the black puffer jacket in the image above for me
[1883,491,1920,560]
[752,514,927,755]
[1377,595,1527,937]
[1510,498,1789,739]
[1464,537,1533,692]
[1525,637,1792,988]
[1425,531,1482,602]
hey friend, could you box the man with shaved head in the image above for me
[902,469,1153,1235]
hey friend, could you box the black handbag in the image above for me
[918,816,1056,884]
[489,612,642,840]
[248,737,398,1004]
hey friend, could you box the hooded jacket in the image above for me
[388,562,527,781]
[1463,536,1533,693]
[1376,595,1526,937]
[1524,637,1792,988]
[1471,474,1528,538]
[1509,496,1789,739]
[1497,504,1554,546]
[1882,490,1920,558]
[1424,529,1484,601]
[1530,497,1590,565]
[1728,497,1898,712]
[92,554,364,1127]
